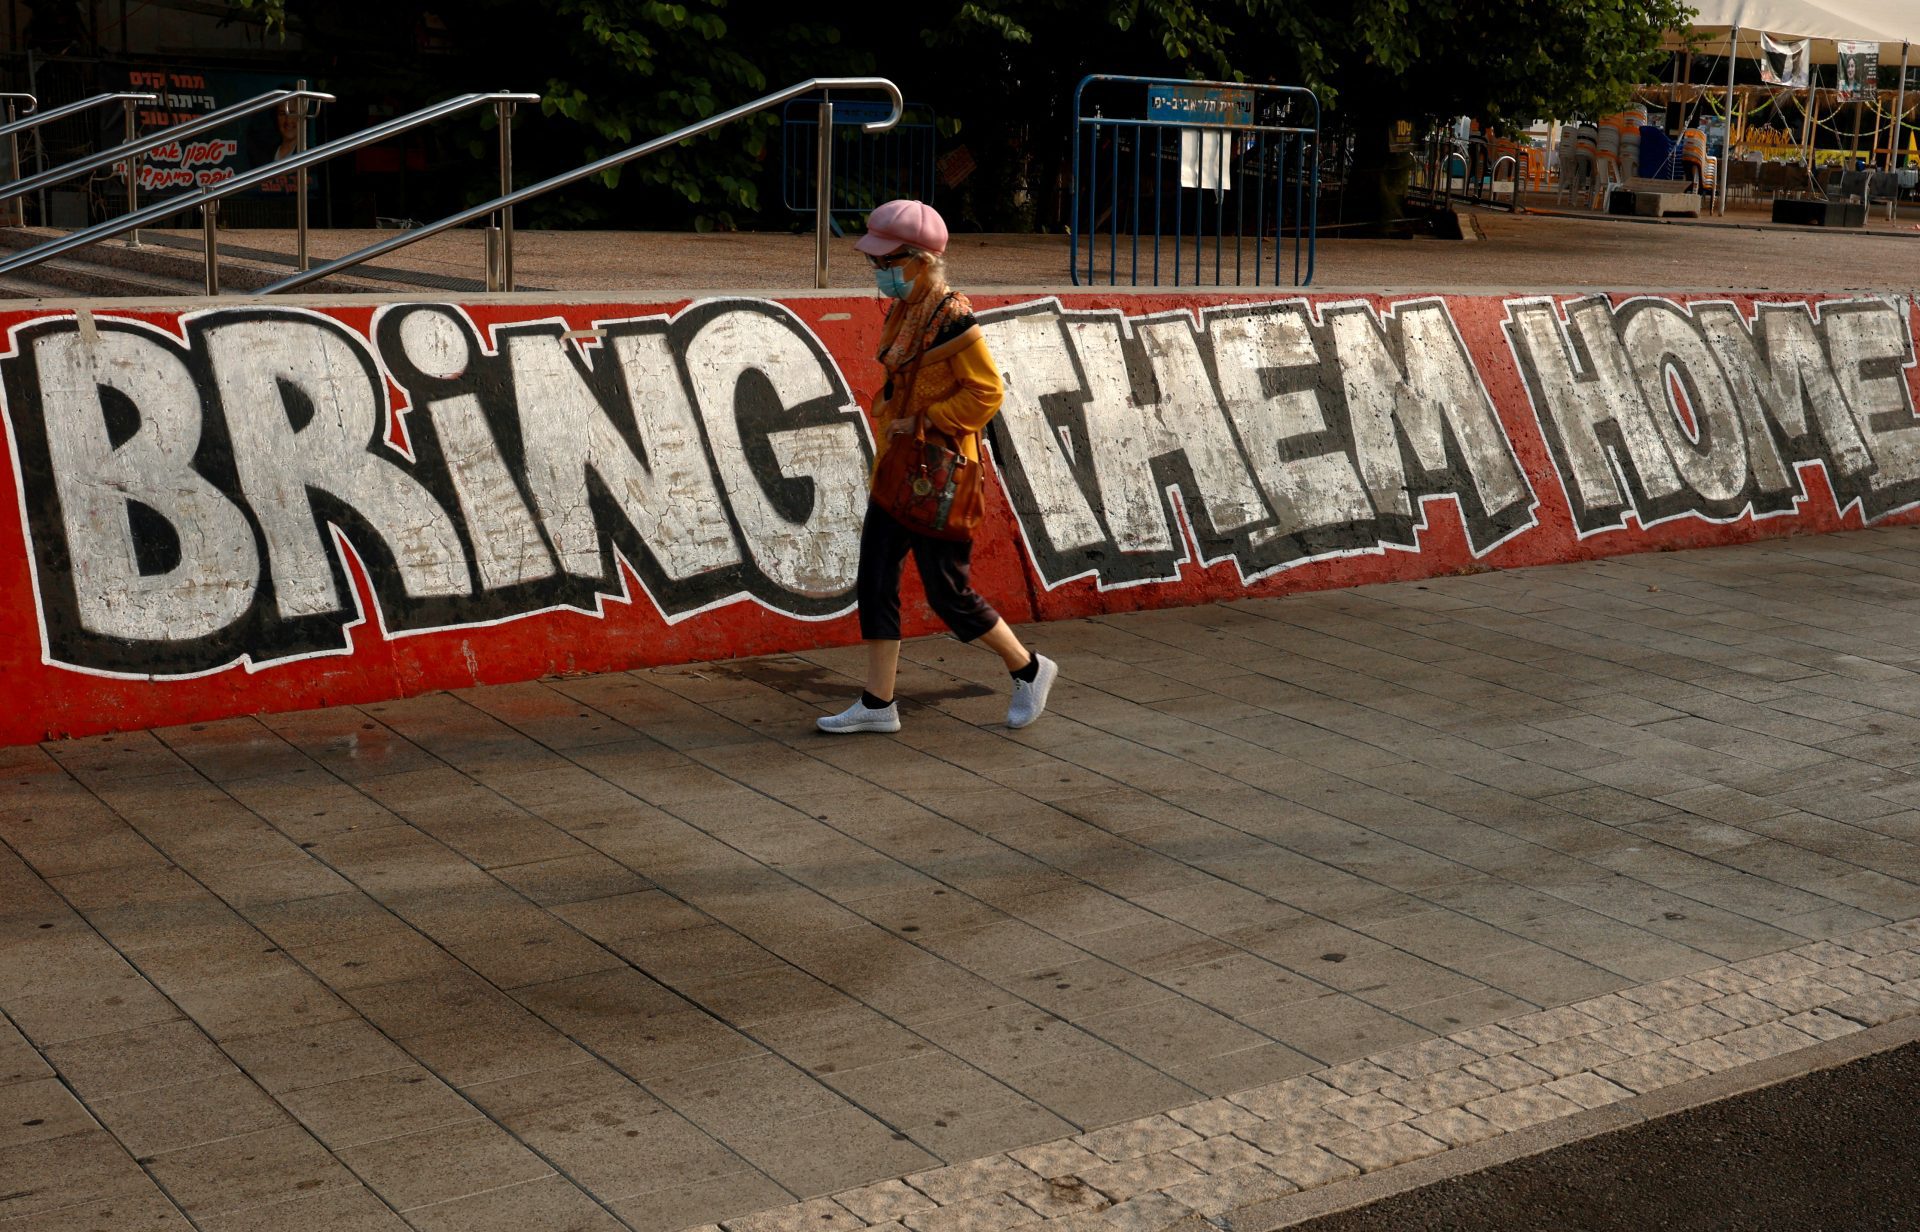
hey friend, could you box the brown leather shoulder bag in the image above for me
[869,302,988,541]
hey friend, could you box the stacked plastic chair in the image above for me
[1615,107,1648,186]
[1681,128,1716,197]
[1519,144,1545,190]
[1554,125,1578,195]
[1566,124,1600,201]
[1595,122,1623,205]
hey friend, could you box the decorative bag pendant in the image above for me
[912,476,934,497]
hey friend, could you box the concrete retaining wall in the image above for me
[3,290,1917,744]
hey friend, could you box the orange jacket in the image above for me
[872,312,1004,469]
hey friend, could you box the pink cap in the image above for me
[854,199,948,256]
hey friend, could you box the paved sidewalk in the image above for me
[105,208,1920,295]
[8,527,1920,1230]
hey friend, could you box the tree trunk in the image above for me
[1345,117,1413,233]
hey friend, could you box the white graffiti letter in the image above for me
[1508,298,1686,530]
[35,327,258,641]
[1695,303,1848,498]
[509,327,740,587]
[394,308,556,592]
[1332,301,1531,547]
[1619,302,1749,505]
[1824,301,1920,495]
[1207,305,1373,547]
[679,304,866,598]
[978,309,1106,556]
[203,316,470,619]
[1068,316,1266,553]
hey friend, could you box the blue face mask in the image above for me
[875,266,913,299]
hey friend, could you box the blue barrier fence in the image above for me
[1071,74,1318,287]
[782,97,937,218]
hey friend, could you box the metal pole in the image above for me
[814,95,832,288]
[1894,45,1911,179]
[3,99,17,227]
[1801,81,1818,174]
[203,199,220,295]
[123,97,141,247]
[1680,51,1693,133]
[295,79,310,271]
[1721,27,1740,213]
[29,50,47,228]
[497,97,514,291]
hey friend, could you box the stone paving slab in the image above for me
[7,526,1920,1229]
[79,205,1920,297]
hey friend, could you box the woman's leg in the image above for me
[973,619,1032,672]
[910,532,1002,648]
[865,638,903,701]
[912,535,1056,728]
[855,505,914,699]
[820,507,912,733]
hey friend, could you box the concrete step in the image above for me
[0,226,414,297]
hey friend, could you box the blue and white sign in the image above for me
[1148,85,1255,127]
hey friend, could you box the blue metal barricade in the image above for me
[782,97,936,218]
[1071,74,1318,287]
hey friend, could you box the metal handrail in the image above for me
[259,75,903,295]
[0,92,155,139]
[0,89,334,204]
[0,93,158,244]
[1489,154,1521,211]
[0,92,537,294]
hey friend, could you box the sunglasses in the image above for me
[866,250,915,269]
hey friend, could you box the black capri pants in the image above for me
[856,502,1001,642]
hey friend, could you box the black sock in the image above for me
[1011,657,1040,683]
[861,690,893,710]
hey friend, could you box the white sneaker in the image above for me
[816,697,901,734]
[1007,655,1058,729]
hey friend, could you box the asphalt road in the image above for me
[1291,1042,1920,1232]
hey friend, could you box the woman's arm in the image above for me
[919,337,1005,437]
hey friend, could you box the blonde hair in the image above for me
[904,247,947,279]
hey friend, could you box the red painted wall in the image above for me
[2,291,1915,744]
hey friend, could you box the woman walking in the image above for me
[817,200,1057,735]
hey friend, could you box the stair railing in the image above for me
[258,75,903,295]
[0,92,158,239]
[0,88,334,259]
[0,91,535,295]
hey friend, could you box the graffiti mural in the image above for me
[0,291,1916,743]
[978,297,1537,590]
[1505,296,1920,532]
[2,301,870,679]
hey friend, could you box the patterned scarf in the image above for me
[876,269,969,374]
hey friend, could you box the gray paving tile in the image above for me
[30,529,1920,1231]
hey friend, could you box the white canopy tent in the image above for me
[1672,1,1916,210]
[1682,0,1920,45]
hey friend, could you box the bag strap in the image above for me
[895,292,967,454]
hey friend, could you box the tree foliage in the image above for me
[224,0,290,34]
[1269,0,1698,127]
[222,0,1697,227]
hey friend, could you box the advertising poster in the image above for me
[1835,41,1879,101]
[123,66,316,197]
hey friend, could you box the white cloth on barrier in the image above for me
[1180,129,1231,192]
